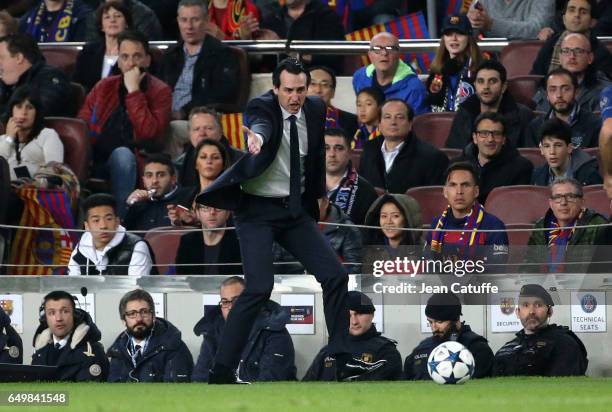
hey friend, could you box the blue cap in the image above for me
[600,86,612,121]
[441,14,473,36]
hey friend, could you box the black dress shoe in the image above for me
[208,368,250,385]
[334,356,387,382]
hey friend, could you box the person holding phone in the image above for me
[78,29,172,218]
[0,86,63,181]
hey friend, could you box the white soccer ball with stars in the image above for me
[427,341,475,384]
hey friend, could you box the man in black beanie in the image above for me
[303,291,401,381]
[493,284,588,376]
[404,292,493,380]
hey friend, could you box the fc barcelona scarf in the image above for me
[325,106,340,129]
[208,0,252,39]
[352,125,379,149]
[27,0,75,42]
[331,163,359,216]
[544,208,584,273]
[430,202,485,257]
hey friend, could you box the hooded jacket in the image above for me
[456,141,533,204]
[353,60,429,116]
[31,310,108,381]
[524,107,602,149]
[445,93,535,149]
[359,132,449,194]
[192,301,296,382]
[0,308,22,364]
[531,149,602,187]
[107,317,193,382]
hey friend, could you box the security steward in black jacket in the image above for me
[303,291,402,381]
[493,284,588,376]
[107,289,193,382]
[31,291,108,381]
[0,305,22,364]
[404,292,494,380]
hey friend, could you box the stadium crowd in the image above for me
[0,0,610,383]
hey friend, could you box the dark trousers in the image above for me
[213,194,349,371]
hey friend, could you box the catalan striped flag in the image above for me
[220,113,247,150]
[345,12,432,74]
[9,187,76,275]
[445,0,474,15]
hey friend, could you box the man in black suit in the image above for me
[196,58,385,384]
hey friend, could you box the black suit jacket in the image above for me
[196,91,327,220]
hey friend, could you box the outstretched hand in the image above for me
[244,125,262,155]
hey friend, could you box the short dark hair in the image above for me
[117,29,149,54]
[445,161,480,186]
[539,118,572,145]
[382,98,414,121]
[324,127,351,148]
[545,67,578,89]
[0,32,41,64]
[43,291,75,311]
[7,86,45,143]
[357,87,385,107]
[96,1,133,33]
[194,138,230,171]
[119,289,155,320]
[473,111,506,134]
[272,58,311,88]
[475,59,507,83]
[144,153,175,176]
[563,0,598,18]
[177,0,207,16]
[220,276,245,288]
[308,65,336,89]
[83,193,117,218]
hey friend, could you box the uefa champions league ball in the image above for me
[427,341,475,384]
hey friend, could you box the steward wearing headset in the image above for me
[31,290,108,381]
[107,289,193,382]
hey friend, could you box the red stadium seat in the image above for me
[604,40,612,54]
[44,117,91,183]
[350,149,362,171]
[70,82,86,116]
[583,185,610,217]
[405,186,447,228]
[583,147,603,173]
[507,75,543,110]
[505,223,534,266]
[144,226,187,275]
[40,46,79,77]
[518,147,547,168]
[500,40,544,78]
[485,185,550,225]
[412,112,456,149]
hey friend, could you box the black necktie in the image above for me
[134,344,143,365]
[288,115,301,217]
[55,343,61,350]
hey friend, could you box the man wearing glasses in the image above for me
[522,177,607,273]
[107,289,194,382]
[352,32,428,116]
[535,32,611,113]
[192,276,296,382]
[455,111,532,203]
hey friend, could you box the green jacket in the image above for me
[522,208,607,273]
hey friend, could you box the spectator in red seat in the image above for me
[426,14,484,113]
[19,0,95,42]
[522,177,607,273]
[206,0,260,40]
[467,0,555,40]
[455,112,533,204]
[73,1,131,92]
[532,0,612,77]
[159,0,242,121]
[78,29,172,218]
[359,99,448,194]
[533,32,611,114]
[352,87,383,149]
[0,86,63,181]
[353,32,428,116]
[307,65,358,139]
[531,118,601,187]
[0,33,74,117]
[445,60,534,149]
[525,68,602,149]
[259,0,345,73]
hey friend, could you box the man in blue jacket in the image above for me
[353,32,428,116]
[107,289,193,382]
[192,276,296,382]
